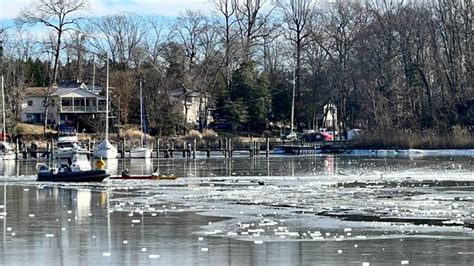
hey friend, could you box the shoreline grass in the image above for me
[349,126,473,149]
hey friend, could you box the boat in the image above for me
[94,55,118,159]
[37,150,109,182]
[0,76,15,160]
[0,141,15,160]
[130,80,152,158]
[55,125,88,159]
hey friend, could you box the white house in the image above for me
[22,83,107,126]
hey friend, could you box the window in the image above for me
[27,100,33,106]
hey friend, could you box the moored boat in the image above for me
[129,146,152,158]
[55,125,88,159]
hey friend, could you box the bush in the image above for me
[184,129,202,142]
[202,129,219,143]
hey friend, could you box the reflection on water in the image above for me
[0,184,473,265]
[0,155,472,180]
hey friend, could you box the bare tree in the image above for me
[16,0,88,135]
[174,10,207,131]
[234,0,277,62]
[277,0,316,128]
[88,12,147,69]
[213,0,239,96]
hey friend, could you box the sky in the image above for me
[0,0,214,21]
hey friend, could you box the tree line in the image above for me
[0,0,472,137]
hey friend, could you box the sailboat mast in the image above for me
[139,80,143,145]
[92,54,96,92]
[105,55,109,141]
[1,75,5,140]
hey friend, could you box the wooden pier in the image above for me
[15,137,350,160]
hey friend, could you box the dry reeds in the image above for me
[202,129,219,143]
[184,130,202,142]
[351,126,473,149]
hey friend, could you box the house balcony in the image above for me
[60,105,106,113]
[60,97,107,113]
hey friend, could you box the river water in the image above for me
[0,154,473,265]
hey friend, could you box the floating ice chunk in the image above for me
[102,252,111,257]
[62,227,66,231]
[141,248,147,252]
[354,244,358,248]
[45,234,54,237]
[88,213,93,216]
[201,248,208,252]
[337,250,343,254]
[67,210,72,214]
[132,219,140,224]
[248,229,265,233]
[254,240,264,244]
[24,189,30,191]
[344,228,352,232]
[28,214,35,217]
[198,237,204,241]
[363,263,370,266]
[149,254,160,259]
[259,220,278,226]
[401,261,409,265]
[11,232,15,236]
[227,232,238,236]
[123,240,128,244]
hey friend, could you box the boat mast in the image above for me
[105,54,109,141]
[92,54,96,92]
[1,75,5,141]
[290,69,295,133]
[139,80,143,146]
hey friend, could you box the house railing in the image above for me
[60,106,106,113]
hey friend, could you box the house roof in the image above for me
[52,87,106,99]
[24,87,58,97]
[25,86,105,99]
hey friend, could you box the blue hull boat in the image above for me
[37,170,109,182]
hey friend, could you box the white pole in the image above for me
[139,80,143,145]
[1,75,5,140]
[290,70,295,133]
[105,55,109,141]
[92,54,96,92]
